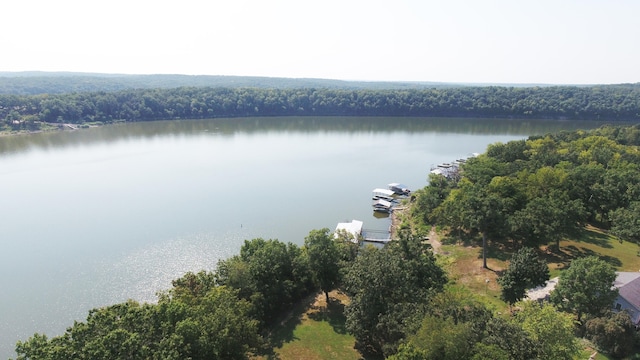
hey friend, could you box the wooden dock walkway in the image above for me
[362,228,392,243]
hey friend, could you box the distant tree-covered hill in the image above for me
[0,72,457,95]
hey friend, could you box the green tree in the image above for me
[304,228,340,302]
[343,235,446,356]
[584,310,636,358]
[215,238,314,326]
[410,173,453,227]
[470,343,510,360]
[15,285,260,360]
[550,256,618,322]
[509,189,585,249]
[482,317,538,360]
[516,301,579,360]
[498,247,550,305]
[386,343,429,360]
[426,288,493,344]
[609,201,640,243]
[433,179,506,268]
[168,270,216,304]
[399,289,494,360]
[402,315,474,360]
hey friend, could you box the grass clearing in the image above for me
[267,290,361,360]
[543,225,640,277]
[433,224,640,314]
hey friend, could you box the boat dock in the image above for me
[362,228,392,243]
[430,153,480,179]
[333,181,411,246]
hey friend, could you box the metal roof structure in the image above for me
[334,219,363,243]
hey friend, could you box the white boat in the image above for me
[388,183,410,196]
[372,188,395,201]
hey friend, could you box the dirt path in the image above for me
[427,226,443,254]
[391,207,442,254]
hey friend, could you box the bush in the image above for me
[584,311,635,358]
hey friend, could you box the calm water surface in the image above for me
[0,117,607,358]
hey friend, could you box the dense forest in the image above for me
[412,124,640,250]
[2,84,640,132]
[13,125,640,359]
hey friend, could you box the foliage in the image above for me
[498,247,550,305]
[417,125,640,254]
[584,311,636,358]
[215,238,315,327]
[433,177,509,267]
[14,282,260,360]
[386,343,430,360]
[398,289,493,359]
[409,173,454,227]
[609,201,640,243]
[470,343,510,360]
[509,188,585,248]
[515,301,580,360]
[425,288,493,344]
[304,228,341,302]
[482,317,538,360]
[342,235,446,357]
[550,256,618,321]
[403,315,474,360]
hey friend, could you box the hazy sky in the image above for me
[2,0,639,84]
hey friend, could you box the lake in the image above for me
[0,117,607,358]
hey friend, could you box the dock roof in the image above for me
[373,188,395,196]
[335,220,363,243]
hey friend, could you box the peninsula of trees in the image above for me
[2,83,640,132]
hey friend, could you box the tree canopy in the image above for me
[413,125,640,253]
[304,228,341,302]
[343,235,447,357]
[550,256,618,322]
[498,247,550,305]
[215,238,315,327]
[14,280,261,360]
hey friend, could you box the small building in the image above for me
[613,272,640,326]
[334,220,363,243]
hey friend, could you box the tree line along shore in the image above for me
[1,84,640,133]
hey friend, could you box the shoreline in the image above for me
[390,205,408,240]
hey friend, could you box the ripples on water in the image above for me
[96,229,253,303]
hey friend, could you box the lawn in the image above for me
[267,290,361,360]
[545,225,640,277]
[432,224,640,314]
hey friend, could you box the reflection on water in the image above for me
[0,116,611,157]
